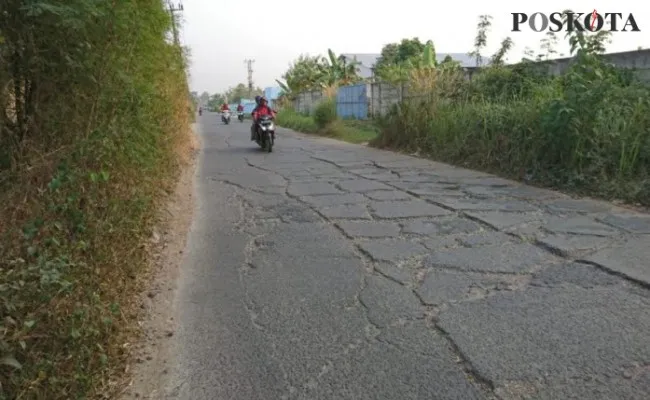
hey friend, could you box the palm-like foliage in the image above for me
[277,49,362,97]
[376,40,438,85]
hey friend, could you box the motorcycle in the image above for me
[254,115,275,152]
[221,110,231,124]
[198,108,202,116]
[237,111,244,122]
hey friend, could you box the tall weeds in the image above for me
[376,36,650,204]
[0,1,192,398]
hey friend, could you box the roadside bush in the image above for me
[469,63,554,101]
[376,38,650,205]
[276,107,318,132]
[0,1,191,398]
[313,98,337,128]
[276,106,378,144]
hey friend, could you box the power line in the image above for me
[244,59,255,98]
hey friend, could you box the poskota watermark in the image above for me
[512,11,640,32]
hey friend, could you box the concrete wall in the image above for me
[505,49,650,82]
[369,83,405,117]
[290,82,438,118]
[293,90,324,114]
[544,49,650,77]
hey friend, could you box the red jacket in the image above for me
[220,104,230,111]
[252,105,275,120]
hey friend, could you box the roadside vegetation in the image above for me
[275,49,378,143]
[278,12,650,205]
[0,1,192,398]
[376,12,650,205]
[277,102,379,144]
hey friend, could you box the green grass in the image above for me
[276,108,319,133]
[336,119,380,143]
[276,108,379,144]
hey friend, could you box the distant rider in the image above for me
[236,103,244,112]
[251,96,275,140]
[220,103,230,112]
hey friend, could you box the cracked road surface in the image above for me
[161,114,650,399]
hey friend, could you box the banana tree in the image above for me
[275,79,292,98]
[318,49,362,87]
[281,54,325,93]
[407,40,436,69]
[421,40,437,68]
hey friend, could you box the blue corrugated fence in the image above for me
[336,84,368,119]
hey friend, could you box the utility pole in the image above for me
[168,1,184,66]
[244,59,255,99]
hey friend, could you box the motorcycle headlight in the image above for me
[260,125,268,131]
[268,123,275,131]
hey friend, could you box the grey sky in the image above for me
[180,0,648,94]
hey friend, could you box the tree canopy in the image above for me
[277,49,363,96]
[374,38,442,84]
[375,38,428,71]
[223,83,263,103]
[199,84,264,110]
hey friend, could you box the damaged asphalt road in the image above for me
[159,113,650,399]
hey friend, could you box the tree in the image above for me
[199,91,210,105]
[280,54,324,93]
[468,15,493,67]
[491,37,514,66]
[375,39,443,84]
[223,83,262,103]
[207,93,225,110]
[421,40,437,68]
[319,49,362,88]
[539,32,559,60]
[375,38,434,83]
[375,38,426,71]
[277,49,362,95]
[439,54,462,70]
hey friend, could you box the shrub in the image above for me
[276,106,378,144]
[313,98,337,128]
[376,46,650,205]
[276,108,318,132]
[0,1,191,398]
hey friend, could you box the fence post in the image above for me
[367,83,372,119]
[377,83,384,115]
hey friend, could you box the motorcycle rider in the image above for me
[251,96,275,141]
[220,103,230,112]
[236,103,244,112]
[250,96,262,139]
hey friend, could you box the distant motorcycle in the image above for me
[221,110,231,124]
[198,107,202,116]
[237,111,244,122]
[253,115,275,152]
